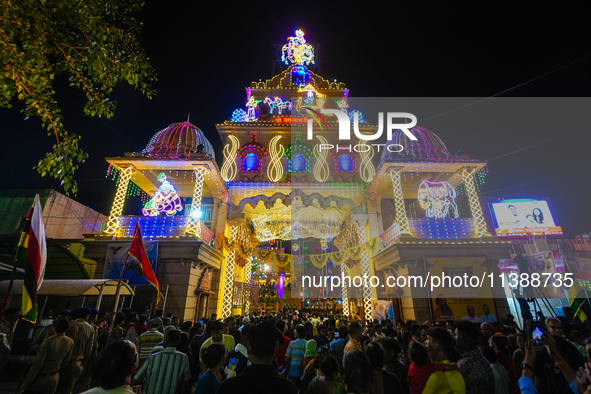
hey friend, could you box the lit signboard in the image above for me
[489,198,563,236]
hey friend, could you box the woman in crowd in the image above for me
[195,343,226,394]
[343,350,373,394]
[308,356,346,394]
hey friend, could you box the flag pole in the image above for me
[105,252,129,345]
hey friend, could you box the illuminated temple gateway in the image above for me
[83,30,513,323]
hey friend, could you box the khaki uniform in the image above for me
[59,319,94,394]
[31,323,55,351]
[20,332,74,394]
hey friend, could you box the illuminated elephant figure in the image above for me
[417,180,459,219]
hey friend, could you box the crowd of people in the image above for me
[5,306,591,394]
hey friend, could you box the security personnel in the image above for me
[0,307,21,373]
[17,318,73,394]
[31,309,71,352]
[60,307,94,394]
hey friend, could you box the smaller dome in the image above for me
[143,121,215,160]
[382,126,467,162]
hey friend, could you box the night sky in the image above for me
[2,2,591,237]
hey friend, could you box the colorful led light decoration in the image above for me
[142,173,183,217]
[263,97,292,115]
[231,109,248,122]
[313,135,330,182]
[281,29,315,66]
[417,180,459,219]
[267,135,284,182]
[358,140,376,182]
[221,135,239,181]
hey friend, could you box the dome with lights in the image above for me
[382,126,473,163]
[143,121,215,160]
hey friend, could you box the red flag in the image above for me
[128,223,160,303]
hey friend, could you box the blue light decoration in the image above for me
[292,153,307,172]
[243,153,260,172]
[119,215,189,238]
[337,154,354,172]
[231,108,248,122]
[409,218,474,239]
[348,110,364,123]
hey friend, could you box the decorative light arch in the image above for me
[238,134,267,173]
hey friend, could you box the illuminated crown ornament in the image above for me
[143,121,215,160]
[142,173,183,217]
[281,29,315,66]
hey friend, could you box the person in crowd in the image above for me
[147,310,164,333]
[534,333,585,394]
[330,326,348,361]
[133,328,190,394]
[177,332,196,385]
[381,338,410,394]
[239,316,250,332]
[225,324,250,378]
[17,318,73,394]
[217,321,298,394]
[284,325,308,386]
[400,331,413,364]
[31,309,71,352]
[489,335,519,394]
[171,316,180,329]
[315,323,330,348]
[107,313,127,345]
[125,314,148,346]
[482,346,509,394]
[189,322,203,340]
[513,332,526,377]
[422,327,464,394]
[384,320,397,337]
[343,349,374,394]
[181,321,193,337]
[454,320,495,394]
[308,356,346,394]
[191,320,212,360]
[224,316,241,345]
[480,323,495,342]
[137,321,164,367]
[365,341,404,394]
[407,341,457,394]
[61,307,95,394]
[344,321,363,354]
[373,323,386,340]
[79,339,140,394]
[568,330,588,358]
[195,343,226,394]
[198,320,235,374]
[276,320,291,369]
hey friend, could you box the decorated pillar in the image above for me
[462,168,492,237]
[341,263,350,317]
[243,257,252,316]
[185,165,208,237]
[220,223,239,319]
[105,166,135,235]
[355,222,374,323]
[388,168,412,236]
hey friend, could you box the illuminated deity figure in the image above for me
[417,180,459,219]
[281,29,315,65]
[142,173,183,217]
[246,96,257,120]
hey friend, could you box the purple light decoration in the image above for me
[278,273,285,298]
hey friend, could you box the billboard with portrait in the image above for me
[426,257,498,324]
[489,198,563,237]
